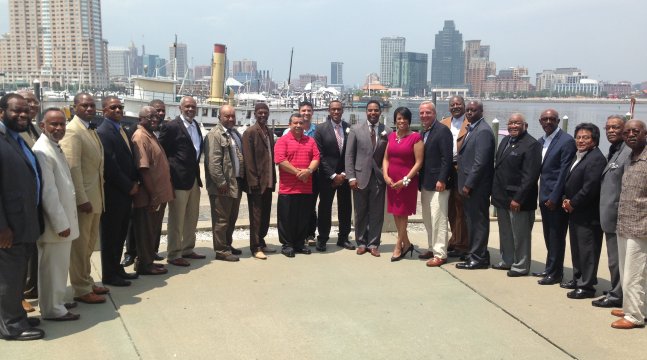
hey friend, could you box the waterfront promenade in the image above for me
[5,170,647,359]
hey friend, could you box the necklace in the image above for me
[396,131,409,144]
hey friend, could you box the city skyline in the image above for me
[0,0,645,87]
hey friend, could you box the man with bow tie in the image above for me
[491,113,542,276]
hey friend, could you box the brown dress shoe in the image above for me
[356,247,367,255]
[74,292,106,304]
[426,257,446,267]
[369,248,380,257]
[138,265,169,275]
[167,258,190,267]
[611,318,644,329]
[182,252,206,259]
[22,299,35,313]
[44,312,81,321]
[92,285,110,295]
[418,251,434,260]
[611,309,625,318]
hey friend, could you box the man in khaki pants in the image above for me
[60,93,109,304]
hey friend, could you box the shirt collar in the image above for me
[180,114,194,126]
[543,127,560,141]
[452,114,465,123]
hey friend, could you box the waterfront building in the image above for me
[380,36,406,87]
[331,62,343,86]
[482,67,531,96]
[555,77,601,97]
[464,40,496,97]
[392,52,428,97]
[194,65,212,81]
[602,81,632,98]
[108,47,130,78]
[431,21,465,88]
[0,0,109,89]
[535,67,581,92]
[168,42,188,80]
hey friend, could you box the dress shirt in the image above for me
[330,120,346,179]
[227,128,242,178]
[450,115,464,156]
[541,127,560,160]
[4,124,41,203]
[181,114,201,160]
[570,150,589,171]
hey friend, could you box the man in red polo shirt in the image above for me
[274,113,320,257]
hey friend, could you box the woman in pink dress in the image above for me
[383,107,424,262]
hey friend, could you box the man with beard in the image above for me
[32,108,80,321]
[0,94,44,340]
[440,96,470,258]
[345,100,392,257]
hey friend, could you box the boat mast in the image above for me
[287,47,293,106]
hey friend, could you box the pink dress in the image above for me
[386,131,421,216]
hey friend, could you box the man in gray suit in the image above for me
[455,100,495,270]
[345,100,392,257]
[592,115,631,308]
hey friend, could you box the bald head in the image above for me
[219,105,236,129]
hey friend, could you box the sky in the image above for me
[1,0,645,87]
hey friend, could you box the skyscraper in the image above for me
[430,21,465,88]
[464,40,496,97]
[0,0,109,88]
[169,42,188,80]
[380,37,406,87]
[392,52,428,97]
[331,62,343,85]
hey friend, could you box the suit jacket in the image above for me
[491,132,542,211]
[204,124,245,197]
[345,121,392,190]
[564,147,607,223]
[599,143,632,233]
[96,118,139,202]
[441,115,469,156]
[59,116,105,213]
[33,134,79,243]
[538,129,576,204]
[457,118,495,196]
[159,116,203,190]
[0,124,43,244]
[314,118,349,180]
[419,120,453,191]
[241,123,276,194]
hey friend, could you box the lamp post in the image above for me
[561,115,569,133]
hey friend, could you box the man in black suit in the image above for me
[534,109,576,285]
[561,123,607,299]
[417,101,453,267]
[96,96,139,287]
[0,93,45,340]
[455,100,495,270]
[313,100,354,252]
[491,113,542,276]
[159,96,205,266]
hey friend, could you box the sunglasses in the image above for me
[108,105,124,110]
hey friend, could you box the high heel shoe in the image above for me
[391,244,418,262]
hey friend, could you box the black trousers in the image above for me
[569,219,603,291]
[247,189,272,251]
[463,190,491,264]
[100,194,132,281]
[307,173,319,238]
[278,194,314,249]
[0,243,32,337]
[23,244,38,296]
[539,203,569,278]
[317,179,351,243]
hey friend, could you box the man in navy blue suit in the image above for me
[533,109,576,285]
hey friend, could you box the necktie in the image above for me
[335,123,343,152]
[370,124,376,148]
[119,127,131,152]
[423,129,430,144]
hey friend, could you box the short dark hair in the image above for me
[298,101,313,110]
[393,106,412,125]
[149,99,165,107]
[328,100,342,109]
[40,107,65,123]
[450,95,465,105]
[73,92,93,105]
[289,113,303,123]
[0,93,24,110]
[102,95,120,108]
[574,122,600,146]
[366,99,381,111]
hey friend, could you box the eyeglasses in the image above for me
[108,105,124,110]
[540,117,558,122]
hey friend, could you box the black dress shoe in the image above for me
[281,247,295,258]
[27,317,40,327]
[9,328,44,341]
[153,253,165,261]
[560,279,577,289]
[507,271,527,277]
[120,254,135,267]
[316,240,327,252]
[567,288,596,299]
[229,246,243,255]
[103,278,131,287]
[447,250,467,258]
[455,261,489,270]
[294,247,312,255]
[336,240,356,250]
[118,267,139,280]
[537,275,562,285]
[531,271,548,277]
[591,297,622,308]
[491,263,511,270]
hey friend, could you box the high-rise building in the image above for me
[464,40,496,97]
[431,21,465,88]
[380,37,406,87]
[392,52,428,97]
[169,42,188,79]
[194,65,211,80]
[482,67,531,95]
[108,47,130,78]
[331,62,343,85]
[0,0,109,89]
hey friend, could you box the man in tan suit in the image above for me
[439,96,470,258]
[59,93,109,304]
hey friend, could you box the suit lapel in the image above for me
[602,143,624,175]
[544,129,562,161]
[176,117,197,159]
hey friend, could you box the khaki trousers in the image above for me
[209,192,241,254]
[37,240,72,318]
[618,235,647,325]
[69,211,100,297]
[167,180,200,260]
[421,189,450,259]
